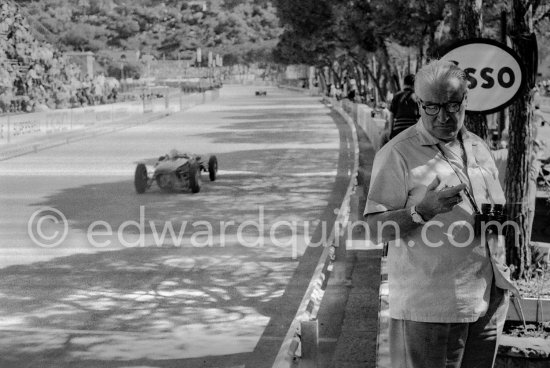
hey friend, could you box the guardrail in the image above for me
[332,98,385,152]
[0,88,220,161]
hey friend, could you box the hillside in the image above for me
[1,1,91,112]
[14,0,283,64]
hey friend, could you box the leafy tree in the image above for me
[15,0,283,63]
[60,23,106,51]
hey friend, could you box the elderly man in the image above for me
[364,60,517,368]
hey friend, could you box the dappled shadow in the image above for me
[195,110,337,145]
[223,97,320,108]
[0,246,297,367]
[28,148,339,242]
[0,146,342,366]
[215,120,329,131]
[202,129,336,145]
[0,92,353,366]
[222,112,329,122]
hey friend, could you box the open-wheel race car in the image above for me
[255,90,267,96]
[134,149,218,194]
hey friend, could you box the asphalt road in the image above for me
[0,85,354,368]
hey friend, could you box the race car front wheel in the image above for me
[208,155,218,181]
[189,163,201,193]
[134,163,148,194]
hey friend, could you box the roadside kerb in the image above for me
[377,258,390,368]
[272,87,359,367]
[325,96,390,367]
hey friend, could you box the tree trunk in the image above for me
[458,0,483,38]
[361,57,382,103]
[458,0,489,141]
[505,0,535,279]
[377,40,393,101]
[464,113,488,139]
[316,69,327,95]
[353,63,365,102]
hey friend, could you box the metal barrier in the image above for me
[0,88,221,160]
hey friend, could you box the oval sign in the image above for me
[440,39,524,114]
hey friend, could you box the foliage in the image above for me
[0,2,125,113]
[503,321,550,340]
[14,0,283,64]
[513,244,550,297]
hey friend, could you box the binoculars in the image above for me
[473,203,516,237]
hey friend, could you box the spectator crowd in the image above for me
[0,2,120,114]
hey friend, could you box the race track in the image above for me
[0,85,353,368]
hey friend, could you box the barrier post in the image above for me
[142,88,146,113]
[299,319,319,368]
[7,115,10,143]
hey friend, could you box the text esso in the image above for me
[441,41,523,113]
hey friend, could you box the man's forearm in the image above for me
[365,208,422,243]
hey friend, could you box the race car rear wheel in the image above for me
[134,163,148,194]
[208,155,218,181]
[189,163,201,193]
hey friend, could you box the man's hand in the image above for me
[416,177,466,220]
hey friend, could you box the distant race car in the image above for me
[255,90,267,96]
[134,149,218,194]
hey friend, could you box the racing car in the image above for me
[134,149,218,194]
[255,90,267,96]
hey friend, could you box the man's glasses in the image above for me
[418,95,465,116]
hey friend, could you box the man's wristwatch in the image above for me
[410,205,426,224]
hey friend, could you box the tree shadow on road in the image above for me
[0,146,342,368]
[196,110,338,146]
[26,148,339,237]
[0,245,299,368]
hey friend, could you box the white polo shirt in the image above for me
[365,121,517,323]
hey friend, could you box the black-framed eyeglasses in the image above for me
[418,94,466,116]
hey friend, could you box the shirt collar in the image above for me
[415,120,476,146]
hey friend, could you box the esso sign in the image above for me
[441,39,524,114]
